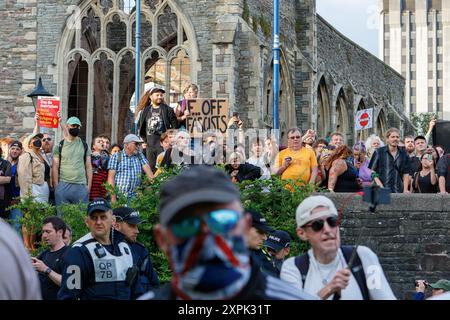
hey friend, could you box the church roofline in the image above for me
[316,14,405,81]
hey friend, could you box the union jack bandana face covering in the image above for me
[169,232,251,300]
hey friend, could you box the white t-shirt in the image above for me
[427,292,450,300]
[247,156,271,179]
[280,246,396,300]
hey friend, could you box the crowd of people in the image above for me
[0,84,449,301]
[1,166,449,301]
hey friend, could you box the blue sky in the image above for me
[317,0,380,57]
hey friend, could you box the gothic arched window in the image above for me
[59,0,196,144]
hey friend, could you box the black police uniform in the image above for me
[58,231,143,300]
[129,241,160,291]
[250,248,280,278]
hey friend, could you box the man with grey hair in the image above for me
[280,195,395,300]
[107,134,153,203]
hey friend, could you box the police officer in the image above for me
[246,209,279,278]
[58,198,143,300]
[263,230,292,277]
[113,206,160,291]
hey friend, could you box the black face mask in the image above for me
[69,128,80,137]
[32,140,42,148]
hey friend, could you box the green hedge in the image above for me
[11,169,315,283]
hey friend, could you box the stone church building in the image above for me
[0,0,414,146]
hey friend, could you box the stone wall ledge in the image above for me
[322,193,448,213]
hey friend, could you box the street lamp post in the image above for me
[272,0,280,142]
[27,76,53,110]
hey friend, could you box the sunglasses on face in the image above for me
[303,216,338,232]
[289,136,302,140]
[170,209,241,239]
[42,138,52,142]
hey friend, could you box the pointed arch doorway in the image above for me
[57,0,198,145]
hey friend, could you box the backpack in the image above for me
[58,139,88,178]
[294,245,370,300]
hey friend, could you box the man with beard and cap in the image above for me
[58,198,143,300]
[113,206,160,291]
[280,195,396,300]
[136,87,178,172]
[139,166,316,300]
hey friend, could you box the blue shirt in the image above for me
[9,162,20,199]
[108,151,149,198]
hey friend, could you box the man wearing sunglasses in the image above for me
[139,166,315,300]
[280,195,396,300]
[113,206,160,291]
[273,128,318,186]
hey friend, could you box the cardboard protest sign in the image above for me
[186,99,229,135]
[37,96,60,129]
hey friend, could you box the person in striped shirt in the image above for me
[89,135,109,201]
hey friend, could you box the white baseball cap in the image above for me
[296,195,338,227]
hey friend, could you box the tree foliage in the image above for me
[11,169,316,283]
[410,112,436,136]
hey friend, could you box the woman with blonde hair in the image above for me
[17,133,51,251]
[175,83,199,129]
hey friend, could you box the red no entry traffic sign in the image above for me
[355,108,373,131]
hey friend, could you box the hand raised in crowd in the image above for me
[31,257,48,273]
[181,109,190,120]
[318,268,351,299]
[35,112,40,121]
[428,118,436,131]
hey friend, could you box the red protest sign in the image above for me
[37,96,60,128]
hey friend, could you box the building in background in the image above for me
[0,0,414,146]
[380,0,450,120]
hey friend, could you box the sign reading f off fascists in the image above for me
[355,108,374,131]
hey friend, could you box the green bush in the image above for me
[13,169,315,283]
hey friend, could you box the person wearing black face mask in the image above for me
[17,133,51,251]
[52,117,92,215]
